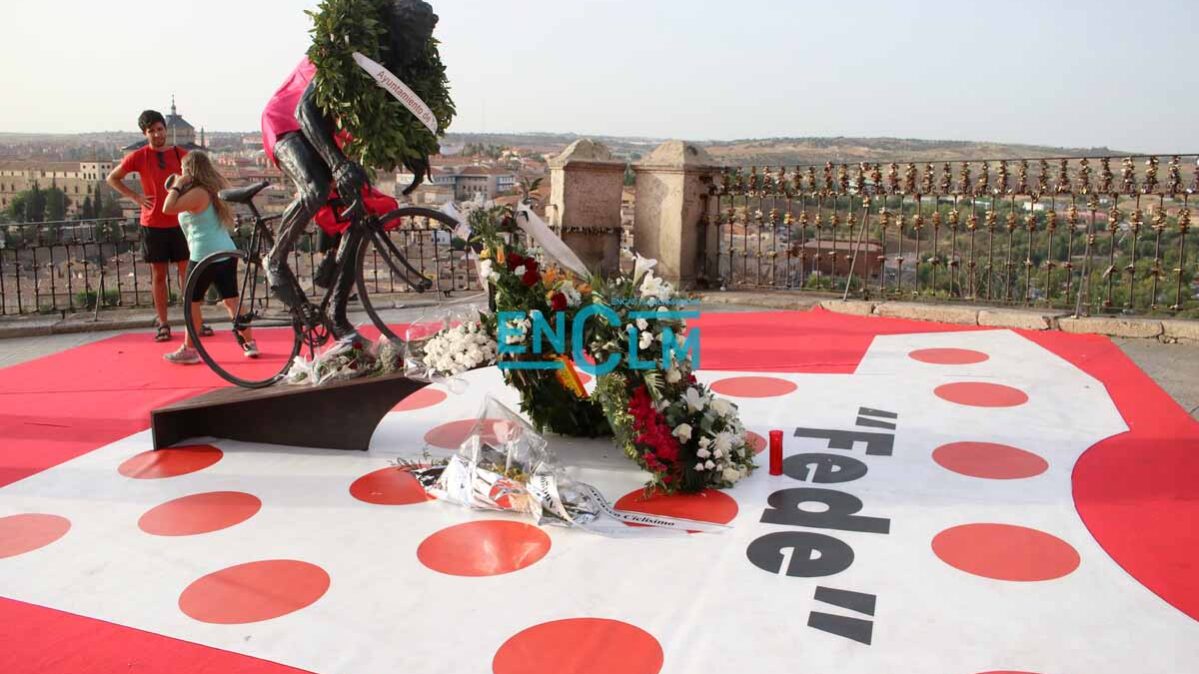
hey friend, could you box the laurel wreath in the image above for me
[305,0,455,171]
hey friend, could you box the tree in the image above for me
[45,180,68,221]
[94,185,123,219]
[24,182,46,222]
[6,192,28,221]
[80,195,95,219]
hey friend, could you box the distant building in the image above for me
[395,164,515,205]
[795,239,884,277]
[0,160,114,216]
[120,97,207,153]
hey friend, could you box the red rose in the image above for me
[506,252,524,271]
[656,438,680,462]
[522,268,540,286]
[524,258,539,275]
[550,292,567,311]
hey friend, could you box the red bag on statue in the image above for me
[314,185,399,235]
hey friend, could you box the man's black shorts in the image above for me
[188,258,239,303]
[141,226,190,263]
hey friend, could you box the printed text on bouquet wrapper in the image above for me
[496,306,701,375]
[745,407,898,646]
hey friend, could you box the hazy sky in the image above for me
[2,0,1196,151]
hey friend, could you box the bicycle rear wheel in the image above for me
[186,250,302,388]
[355,207,456,342]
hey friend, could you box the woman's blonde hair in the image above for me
[181,151,234,227]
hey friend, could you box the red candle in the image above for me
[769,430,784,476]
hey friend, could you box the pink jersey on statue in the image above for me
[261,57,317,166]
[261,56,398,234]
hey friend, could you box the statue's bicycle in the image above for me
[183,180,458,388]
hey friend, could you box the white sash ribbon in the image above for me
[352,52,439,135]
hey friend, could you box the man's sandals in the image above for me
[154,321,213,342]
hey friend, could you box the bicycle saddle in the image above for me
[219,181,270,205]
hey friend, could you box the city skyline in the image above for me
[2,0,1197,152]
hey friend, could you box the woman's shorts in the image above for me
[188,258,239,303]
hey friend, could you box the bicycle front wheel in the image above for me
[185,250,302,388]
[355,208,456,342]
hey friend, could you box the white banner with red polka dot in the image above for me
[2,327,1196,674]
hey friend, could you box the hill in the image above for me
[0,130,1128,166]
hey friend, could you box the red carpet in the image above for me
[0,308,1196,673]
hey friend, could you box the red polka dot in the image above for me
[909,348,990,364]
[933,523,1080,581]
[493,618,663,674]
[0,514,71,559]
[424,418,509,450]
[746,431,767,455]
[417,520,550,576]
[179,560,330,624]
[119,445,223,479]
[935,382,1028,408]
[138,492,261,536]
[933,442,1048,480]
[710,376,796,398]
[615,488,739,532]
[392,388,447,412]
[350,467,434,505]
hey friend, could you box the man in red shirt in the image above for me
[107,110,190,342]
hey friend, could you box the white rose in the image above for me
[636,318,649,331]
[699,436,711,449]
[721,467,742,483]
[673,423,693,442]
[694,462,706,471]
[697,447,711,459]
[514,265,527,276]
[713,449,724,459]
[710,398,734,417]
[704,460,716,470]
[639,331,653,350]
[666,368,682,384]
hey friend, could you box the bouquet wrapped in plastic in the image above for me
[285,336,404,387]
[397,397,727,536]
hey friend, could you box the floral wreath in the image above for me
[420,206,756,494]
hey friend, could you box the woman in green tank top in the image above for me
[162,152,258,364]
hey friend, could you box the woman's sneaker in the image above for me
[163,345,201,365]
[242,340,260,359]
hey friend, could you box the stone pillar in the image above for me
[632,140,720,288]
[548,139,625,276]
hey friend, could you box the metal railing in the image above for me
[0,214,478,316]
[710,155,1199,317]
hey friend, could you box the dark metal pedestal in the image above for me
[150,373,430,451]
